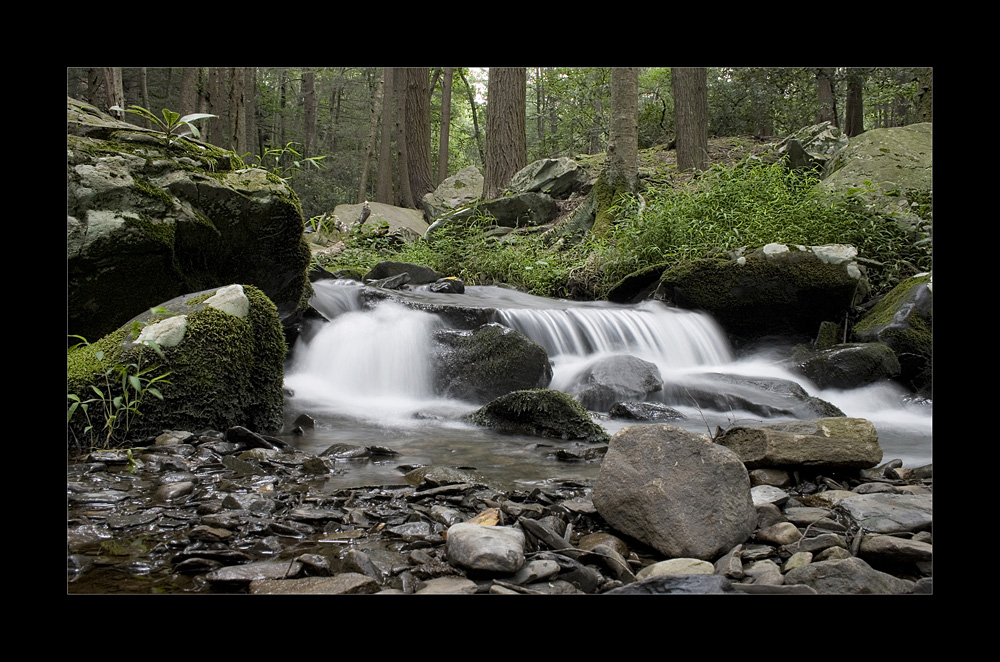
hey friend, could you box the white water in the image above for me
[282,281,932,486]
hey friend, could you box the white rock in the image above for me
[205,284,249,318]
[136,314,188,347]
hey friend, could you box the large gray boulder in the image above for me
[506,157,589,199]
[715,417,883,470]
[789,342,902,390]
[67,97,312,343]
[334,201,429,240]
[421,165,484,221]
[433,323,552,403]
[593,424,757,560]
[820,122,932,231]
[783,557,915,594]
[567,354,663,412]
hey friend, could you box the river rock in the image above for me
[782,556,915,594]
[852,273,932,396]
[434,323,552,403]
[592,424,757,560]
[608,401,685,421]
[567,354,663,412]
[446,523,525,573]
[833,493,933,534]
[715,417,882,470]
[364,260,442,285]
[471,389,610,443]
[789,342,902,390]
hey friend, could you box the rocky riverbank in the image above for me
[67,423,932,595]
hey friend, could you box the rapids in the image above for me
[280,280,932,488]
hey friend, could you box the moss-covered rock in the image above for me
[853,273,932,395]
[789,342,902,390]
[68,284,286,448]
[67,97,312,342]
[434,324,552,404]
[471,389,609,443]
[654,243,867,341]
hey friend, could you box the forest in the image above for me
[67,67,932,222]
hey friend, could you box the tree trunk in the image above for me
[405,67,435,204]
[228,67,247,155]
[459,68,485,167]
[915,67,933,123]
[844,69,865,137]
[484,67,527,199]
[358,69,384,203]
[179,67,198,116]
[592,67,639,236]
[673,67,708,172]
[303,69,317,158]
[104,68,125,118]
[395,70,414,209]
[375,67,395,205]
[816,68,839,127]
[139,68,149,112]
[438,67,453,184]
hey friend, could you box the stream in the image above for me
[279,280,933,489]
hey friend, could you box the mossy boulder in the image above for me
[654,243,867,341]
[471,389,609,443]
[433,323,552,404]
[819,123,932,231]
[788,342,901,390]
[67,97,312,342]
[852,273,932,395]
[67,284,286,447]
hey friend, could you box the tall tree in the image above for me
[459,68,485,166]
[394,70,415,208]
[844,68,866,137]
[915,67,933,123]
[228,67,248,155]
[438,67,453,184]
[375,67,395,205]
[405,67,435,203]
[815,67,839,126]
[179,67,198,116]
[673,67,708,172]
[484,67,527,199]
[303,69,317,158]
[358,69,384,203]
[104,68,124,118]
[591,67,639,236]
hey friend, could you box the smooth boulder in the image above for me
[593,424,757,560]
[715,418,882,470]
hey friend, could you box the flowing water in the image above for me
[281,280,932,489]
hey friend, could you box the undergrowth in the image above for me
[327,158,931,300]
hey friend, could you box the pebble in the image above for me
[67,427,933,595]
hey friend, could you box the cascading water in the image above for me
[282,280,932,487]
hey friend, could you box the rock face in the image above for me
[715,418,883,470]
[655,243,867,340]
[593,424,757,560]
[433,324,553,403]
[67,284,287,446]
[67,97,312,342]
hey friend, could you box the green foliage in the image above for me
[110,105,217,144]
[241,141,326,182]
[67,334,172,450]
[588,158,931,296]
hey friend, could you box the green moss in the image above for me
[68,285,287,446]
[472,388,609,443]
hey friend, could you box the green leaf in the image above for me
[128,375,142,392]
